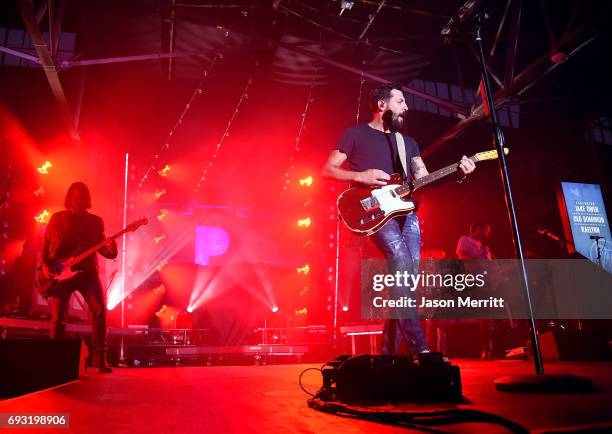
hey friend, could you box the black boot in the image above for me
[93,349,113,373]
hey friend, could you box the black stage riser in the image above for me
[0,339,86,398]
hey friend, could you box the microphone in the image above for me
[590,235,604,240]
[440,0,486,45]
[339,1,354,16]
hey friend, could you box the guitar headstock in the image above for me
[126,217,149,232]
[473,148,509,162]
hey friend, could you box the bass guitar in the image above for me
[337,149,508,235]
[35,217,148,297]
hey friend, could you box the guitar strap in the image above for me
[395,132,408,180]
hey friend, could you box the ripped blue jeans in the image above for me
[370,213,429,354]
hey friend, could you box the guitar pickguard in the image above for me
[370,185,415,216]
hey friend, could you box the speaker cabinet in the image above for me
[0,339,86,398]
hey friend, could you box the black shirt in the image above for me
[335,124,421,180]
[42,210,117,272]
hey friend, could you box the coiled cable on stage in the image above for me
[298,367,322,397]
[306,396,529,434]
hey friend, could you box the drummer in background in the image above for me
[457,221,492,260]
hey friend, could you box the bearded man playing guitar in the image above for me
[323,83,476,355]
[41,182,117,373]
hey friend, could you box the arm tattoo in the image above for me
[411,157,428,177]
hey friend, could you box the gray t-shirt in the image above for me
[456,235,492,260]
[335,124,420,180]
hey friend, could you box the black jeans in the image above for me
[371,214,428,354]
[48,270,107,352]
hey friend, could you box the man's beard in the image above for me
[382,110,406,132]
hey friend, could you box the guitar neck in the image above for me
[412,155,477,191]
[387,148,505,198]
[71,228,126,266]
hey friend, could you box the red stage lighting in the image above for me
[36,161,52,175]
[34,210,50,224]
[154,189,167,200]
[152,284,166,295]
[299,176,313,187]
[297,217,311,228]
[158,164,171,177]
[296,264,310,275]
[33,186,46,197]
[156,259,168,272]
[157,209,169,221]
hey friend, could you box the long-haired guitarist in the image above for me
[323,83,476,355]
[41,182,117,373]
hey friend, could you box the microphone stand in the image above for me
[592,237,603,267]
[472,16,592,392]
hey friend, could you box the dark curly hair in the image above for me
[470,221,491,234]
[368,82,404,110]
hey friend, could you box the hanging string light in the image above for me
[137,54,221,191]
[195,75,254,192]
[1,167,12,279]
[356,64,366,125]
[281,80,316,195]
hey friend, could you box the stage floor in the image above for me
[1,360,612,433]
